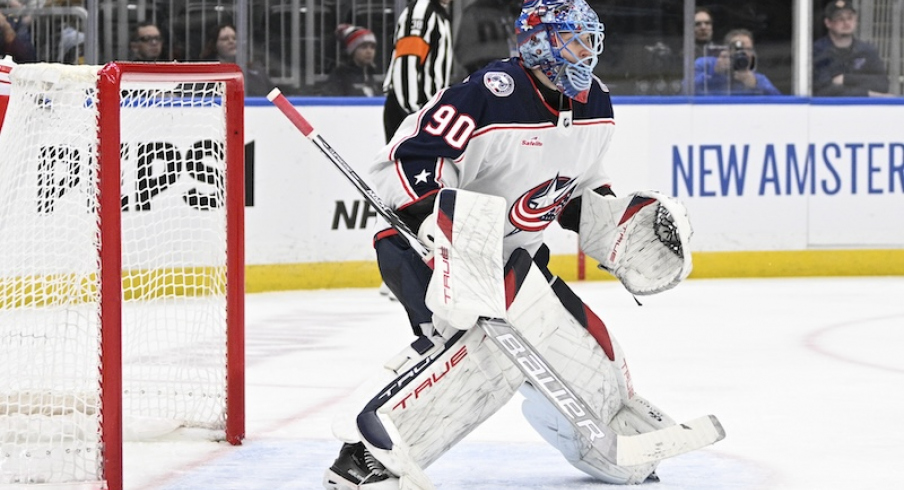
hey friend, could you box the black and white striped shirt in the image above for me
[383,0,454,114]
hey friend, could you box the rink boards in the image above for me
[183,97,904,289]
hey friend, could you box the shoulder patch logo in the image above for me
[484,72,515,97]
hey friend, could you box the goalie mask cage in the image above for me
[0,62,245,490]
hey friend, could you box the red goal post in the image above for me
[0,62,245,490]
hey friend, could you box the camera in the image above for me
[730,40,754,71]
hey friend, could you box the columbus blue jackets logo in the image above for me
[509,175,578,233]
[484,72,515,97]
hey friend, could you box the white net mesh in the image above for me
[0,64,234,485]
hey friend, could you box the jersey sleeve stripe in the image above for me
[397,189,440,213]
[394,159,419,200]
[573,119,615,127]
[435,157,445,185]
[471,122,556,138]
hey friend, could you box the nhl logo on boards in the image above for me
[484,72,515,97]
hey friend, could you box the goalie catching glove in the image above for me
[579,190,692,295]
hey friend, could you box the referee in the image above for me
[382,0,453,142]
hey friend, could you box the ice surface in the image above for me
[125,277,904,489]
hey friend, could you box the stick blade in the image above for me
[616,415,726,466]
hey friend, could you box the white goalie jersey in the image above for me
[370,57,615,262]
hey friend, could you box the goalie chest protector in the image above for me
[374,57,617,261]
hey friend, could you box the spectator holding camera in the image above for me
[693,28,780,96]
[813,0,891,97]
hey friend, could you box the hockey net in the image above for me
[0,63,245,489]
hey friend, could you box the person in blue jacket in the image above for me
[813,0,891,97]
[694,29,780,96]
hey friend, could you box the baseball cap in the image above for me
[824,0,855,18]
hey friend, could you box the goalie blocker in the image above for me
[579,190,693,295]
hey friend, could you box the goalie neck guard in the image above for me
[515,0,605,102]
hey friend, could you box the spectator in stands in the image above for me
[382,0,453,142]
[813,0,891,97]
[2,0,34,36]
[326,24,380,96]
[453,0,521,76]
[60,25,85,64]
[200,23,273,96]
[0,10,36,63]
[130,22,167,62]
[694,7,716,59]
[693,29,780,95]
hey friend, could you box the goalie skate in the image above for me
[324,442,399,490]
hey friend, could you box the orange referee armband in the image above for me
[394,36,430,64]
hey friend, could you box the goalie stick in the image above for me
[267,88,725,467]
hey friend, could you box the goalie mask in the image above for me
[515,0,605,102]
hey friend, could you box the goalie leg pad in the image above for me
[504,249,671,483]
[504,249,622,424]
[521,383,645,485]
[350,328,524,476]
[579,190,693,295]
[521,383,675,485]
